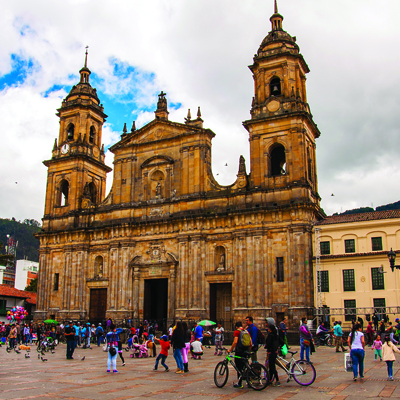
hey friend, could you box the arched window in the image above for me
[59,180,69,206]
[88,182,97,204]
[307,148,313,182]
[89,126,95,144]
[269,77,281,97]
[67,124,75,141]
[94,255,104,277]
[215,246,226,272]
[270,145,286,176]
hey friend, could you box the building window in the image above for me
[344,299,356,321]
[344,239,355,253]
[276,257,284,282]
[59,180,69,206]
[373,298,386,315]
[54,273,59,291]
[317,270,329,292]
[67,123,74,141]
[320,241,330,255]
[269,77,281,96]
[0,299,6,311]
[371,267,385,290]
[89,126,95,144]
[343,269,355,291]
[270,145,286,176]
[371,237,383,251]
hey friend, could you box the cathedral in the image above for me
[35,2,324,328]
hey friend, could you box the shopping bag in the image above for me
[344,353,353,372]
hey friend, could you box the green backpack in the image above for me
[237,329,252,349]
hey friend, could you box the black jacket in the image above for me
[171,328,185,350]
[265,327,279,353]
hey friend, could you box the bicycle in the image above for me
[265,350,316,386]
[214,348,269,390]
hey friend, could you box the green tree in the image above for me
[25,277,38,292]
[0,242,14,266]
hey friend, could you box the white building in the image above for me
[14,260,39,291]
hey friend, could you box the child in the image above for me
[153,335,170,372]
[382,335,400,380]
[372,335,383,361]
[190,338,204,360]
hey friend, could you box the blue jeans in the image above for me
[300,338,310,362]
[155,354,168,370]
[66,341,74,359]
[173,348,184,370]
[351,348,365,378]
[386,361,394,378]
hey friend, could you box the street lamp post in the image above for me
[387,248,400,272]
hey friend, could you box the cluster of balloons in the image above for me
[7,306,28,322]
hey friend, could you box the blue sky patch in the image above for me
[0,54,36,90]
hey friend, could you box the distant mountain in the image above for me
[0,218,41,263]
[332,200,400,216]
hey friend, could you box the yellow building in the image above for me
[313,210,400,328]
[35,3,324,327]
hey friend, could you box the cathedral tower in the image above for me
[42,50,112,231]
[243,0,320,207]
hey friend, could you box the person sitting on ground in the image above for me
[190,337,204,360]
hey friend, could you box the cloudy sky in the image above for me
[1,0,400,223]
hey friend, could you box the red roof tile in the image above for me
[0,284,36,305]
[315,209,400,226]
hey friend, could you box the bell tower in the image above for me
[42,49,112,230]
[243,0,321,206]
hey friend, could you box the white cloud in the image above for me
[1,0,400,222]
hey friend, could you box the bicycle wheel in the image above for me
[291,360,316,386]
[246,363,269,391]
[327,336,334,347]
[214,361,229,388]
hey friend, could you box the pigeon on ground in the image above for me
[14,349,21,354]
[81,356,85,361]
[41,357,47,362]
[51,350,55,354]
[25,353,30,359]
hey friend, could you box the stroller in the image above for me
[130,343,148,358]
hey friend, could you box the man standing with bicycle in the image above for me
[245,316,259,362]
[229,321,252,388]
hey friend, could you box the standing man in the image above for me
[279,317,289,348]
[366,321,375,346]
[245,316,259,362]
[334,321,346,352]
[299,317,312,362]
[372,313,379,332]
[229,321,252,389]
[194,322,204,343]
[64,322,75,359]
[96,323,104,346]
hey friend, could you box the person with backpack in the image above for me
[96,323,104,347]
[228,321,252,389]
[245,316,260,362]
[299,317,313,362]
[265,318,281,386]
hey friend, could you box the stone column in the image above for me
[178,237,189,309]
[132,267,140,319]
[169,265,176,319]
[246,236,253,308]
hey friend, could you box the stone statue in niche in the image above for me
[156,182,162,197]
[98,263,103,277]
[216,252,225,272]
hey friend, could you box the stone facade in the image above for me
[35,5,324,328]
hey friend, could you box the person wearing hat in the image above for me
[96,323,104,347]
[265,318,280,386]
[153,335,170,372]
[64,322,75,359]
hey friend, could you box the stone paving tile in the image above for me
[2,344,400,399]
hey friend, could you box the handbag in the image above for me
[303,339,310,347]
[344,353,353,372]
[109,333,117,356]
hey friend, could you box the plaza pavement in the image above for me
[1,342,400,400]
